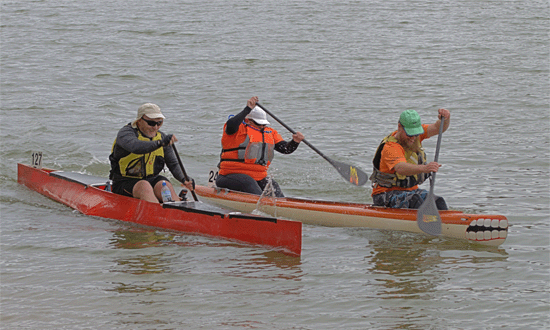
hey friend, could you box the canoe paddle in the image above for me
[256,103,369,186]
[171,144,199,202]
[416,117,445,236]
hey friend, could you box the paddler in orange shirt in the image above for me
[216,96,305,197]
[370,108,451,210]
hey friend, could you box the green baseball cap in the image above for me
[399,109,423,136]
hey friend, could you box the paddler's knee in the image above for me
[436,196,448,210]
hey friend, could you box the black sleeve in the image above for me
[274,140,300,154]
[225,106,252,135]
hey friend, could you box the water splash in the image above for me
[251,175,277,217]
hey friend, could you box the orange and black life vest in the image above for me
[370,134,429,188]
[218,123,280,181]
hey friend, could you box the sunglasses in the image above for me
[251,120,266,127]
[142,117,163,127]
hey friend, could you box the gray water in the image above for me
[1,1,549,329]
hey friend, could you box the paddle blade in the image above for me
[329,159,369,186]
[416,195,442,236]
[416,116,445,236]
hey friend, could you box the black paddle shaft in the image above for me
[172,144,199,202]
[256,103,328,162]
[255,103,369,186]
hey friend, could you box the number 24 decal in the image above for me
[208,168,218,183]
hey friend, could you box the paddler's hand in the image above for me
[425,162,441,173]
[438,108,450,121]
[247,96,259,109]
[183,178,195,191]
[292,131,305,143]
[160,134,178,147]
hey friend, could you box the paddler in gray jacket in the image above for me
[109,103,194,203]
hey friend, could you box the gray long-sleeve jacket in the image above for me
[109,123,186,183]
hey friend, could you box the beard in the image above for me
[397,134,422,153]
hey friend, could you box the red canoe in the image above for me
[17,163,302,256]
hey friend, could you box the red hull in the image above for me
[17,163,301,256]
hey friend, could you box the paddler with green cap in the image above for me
[370,108,451,210]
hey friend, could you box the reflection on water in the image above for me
[106,230,176,294]
[111,252,171,276]
[110,229,178,250]
[353,229,508,299]
[108,281,167,294]
[369,233,444,299]
[228,250,303,281]
[105,227,304,295]
[250,250,303,270]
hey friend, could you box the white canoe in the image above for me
[195,185,508,247]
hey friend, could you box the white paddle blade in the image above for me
[417,197,442,236]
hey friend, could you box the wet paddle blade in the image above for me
[416,194,442,236]
[329,158,369,186]
[416,116,445,236]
